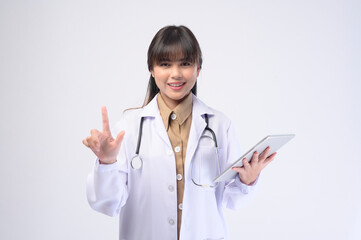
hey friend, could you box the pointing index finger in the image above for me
[102,106,110,133]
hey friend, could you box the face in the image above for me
[151,58,200,109]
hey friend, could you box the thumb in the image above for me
[115,131,125,146]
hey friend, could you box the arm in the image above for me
[86,156,129,217]
[83,106,128,216]
[221,122,275,210]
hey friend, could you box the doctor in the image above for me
[83,25,276,240]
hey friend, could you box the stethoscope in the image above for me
[131,114,220,188]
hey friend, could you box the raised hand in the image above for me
[232,146,277,185]
[82,106,125,164]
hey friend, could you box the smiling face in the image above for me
[146,26,203,107]
[151,57,200,109]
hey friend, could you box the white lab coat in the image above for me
[87,94,257,240]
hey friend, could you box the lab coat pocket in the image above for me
[191,145,220,190]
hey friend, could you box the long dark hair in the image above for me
[143,25,203,106]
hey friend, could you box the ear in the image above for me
[196,66,201,77]
[150,70,155,78]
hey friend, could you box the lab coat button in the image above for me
[167,150,173,156]
[174,146,181,153]
[169,218,175,225]
[171,113,177,120]
[168,185,174,192]
[178,203,183,210]
[176,174,182,181]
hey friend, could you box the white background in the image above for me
[1,0,360,239]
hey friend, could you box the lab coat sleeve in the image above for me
[86,117,130,217]
[222,121,258,210]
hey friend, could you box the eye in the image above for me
[159,62,170,67]
[181,61,192,66]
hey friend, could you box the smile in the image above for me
[168,82,186,91]
[168,82,185,87]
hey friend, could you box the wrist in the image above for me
[99,159,117,164]
[239,175,258,186]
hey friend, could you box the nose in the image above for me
[170,65,182,79]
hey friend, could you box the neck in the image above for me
[160,92,189,110]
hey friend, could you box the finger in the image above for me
[90,129,100,138]
[89,129,100,150]
[263,152,277,166]
[115,131,125,146]
[102,106,111,134]
[251,151,259,163]
[86,136,99,151]
[232,166,245,175]
[242,158,251,170]
[259,146,270,161]
[82,138,90,148]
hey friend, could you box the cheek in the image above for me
[154,78,164,90]
[153,77,164,89]
[186,69,198,81]
[153,70,168,82]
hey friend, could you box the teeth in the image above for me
[169,83,184,87]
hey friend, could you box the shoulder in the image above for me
[122,108,143,121]
[113,94,159,132]
[112,108,143,134]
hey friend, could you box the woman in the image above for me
[83,25,276,240]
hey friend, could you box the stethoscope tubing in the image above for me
[131,114,220,188]
[135,117,145,155]
[204,114,218,148]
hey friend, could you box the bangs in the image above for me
[153,42,196,64]
[148,26,201,69]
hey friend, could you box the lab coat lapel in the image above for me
[141,95,172,148]
[184,95,213,175]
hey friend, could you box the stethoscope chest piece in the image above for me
[131,155,142,170]
[131,116,145,170]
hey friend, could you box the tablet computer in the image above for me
[213,134,295,183]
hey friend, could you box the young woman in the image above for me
[83,25,276,240]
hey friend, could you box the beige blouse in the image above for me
[157,93,192,238]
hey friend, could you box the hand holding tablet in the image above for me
[214,134,295,183]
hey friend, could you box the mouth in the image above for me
[168,82,186,90]
[168,82,185,87]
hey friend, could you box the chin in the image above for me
[172,92,189,100]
